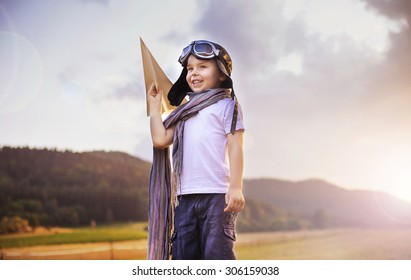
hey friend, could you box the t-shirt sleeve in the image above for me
[223,99,245,134]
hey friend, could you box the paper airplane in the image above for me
[140,37,175,116]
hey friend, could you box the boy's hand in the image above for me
[148,83,162,114]
[224,188,245,212]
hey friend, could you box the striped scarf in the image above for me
[147,88,232,260]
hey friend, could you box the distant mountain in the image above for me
[0,146,151,228]
[243,178,411,229]
[1,146,410,232]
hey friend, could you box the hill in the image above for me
[242,178,411,230]
[0,146,151,229]
[1,146,411,233]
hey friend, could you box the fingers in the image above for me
[224,204,234,212]
[149,84,155,95]
[224,196,245,212]
[224,203,243,212]
[149,83,161,96]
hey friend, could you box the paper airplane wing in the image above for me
[140,38,175,116]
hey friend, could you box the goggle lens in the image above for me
[178,41,220,64]
[193,43,214,56]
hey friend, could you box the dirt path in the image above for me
[3,229,411,260]
[1,239,148,260]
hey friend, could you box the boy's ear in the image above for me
[219,74,227,81]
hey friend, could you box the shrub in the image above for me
[0,216,32,234]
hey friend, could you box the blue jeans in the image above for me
[171,193,238,260]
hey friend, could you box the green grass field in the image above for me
[2,225,411,260]
[0,223,147,249]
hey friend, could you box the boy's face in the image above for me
[185,55,226,93]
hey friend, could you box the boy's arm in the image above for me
[224,130,245,212]
[148,84,174,149]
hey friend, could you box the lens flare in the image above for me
[0,32,43,114]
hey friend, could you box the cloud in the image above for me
[195,0,287,76]
[87,74,143,104]
[198,1,404,104]
[354,0,411,137]
[84,74,147,157]
[361,0,411,87]
[195,0,384,119]
[361,0,411,20]
[192,0,411,194]
[58,64,85,83]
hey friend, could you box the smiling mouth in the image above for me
[192,80,203,86]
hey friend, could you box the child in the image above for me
[147,40,245,260]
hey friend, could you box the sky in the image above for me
[1,0,411,203]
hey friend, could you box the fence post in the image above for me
[109,242,114,260]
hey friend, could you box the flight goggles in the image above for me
[178,40,221,65]
[178,40,232,77]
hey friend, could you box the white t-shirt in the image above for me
[177,97,245,195]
